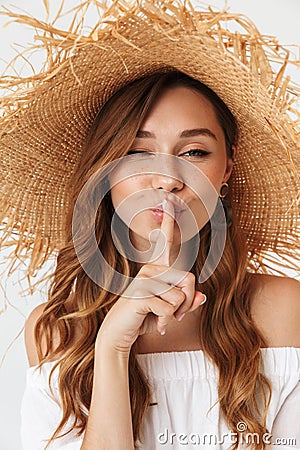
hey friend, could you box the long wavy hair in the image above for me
[35,71,271,449]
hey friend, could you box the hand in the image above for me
[96,197,206,355]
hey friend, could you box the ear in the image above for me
[223,145,236,183]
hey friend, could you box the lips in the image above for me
[151,199,186,222]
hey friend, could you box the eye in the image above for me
[180,149,211,158]
[126,150,155,157]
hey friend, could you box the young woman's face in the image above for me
[110,86,233,251]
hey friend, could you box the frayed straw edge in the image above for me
[0,0,299,288]
[0,0,299,126]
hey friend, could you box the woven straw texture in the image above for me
[0,0,299,281]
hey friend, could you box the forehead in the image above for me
[139,86,223,137]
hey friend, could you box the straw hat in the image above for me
[0,0,299,282]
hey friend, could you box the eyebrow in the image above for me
[136,128,218,141]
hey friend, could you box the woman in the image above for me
[0,2,299,450]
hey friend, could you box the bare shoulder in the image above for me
[25,294,79,367]
[24,303,47,367]
[250,273,300,347]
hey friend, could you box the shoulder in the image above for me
[24,303,47,367]
[249,273,300,348]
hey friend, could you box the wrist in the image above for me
[95,334,131,361]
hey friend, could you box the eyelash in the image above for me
[127,149,210,158]
[179,149,210,158]
[127,150,153,155]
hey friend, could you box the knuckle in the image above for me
[133,289,143,298]
[139,264,157,278]
[137,266,148,278]
[157,300,174,318]
[169,289,185,307]
[164,303,175,316]
[177,289,186,302]
[131,288,148,299]
[185,272,195,284]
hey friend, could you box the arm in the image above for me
[81,199,205,449]
[81,342,134,450]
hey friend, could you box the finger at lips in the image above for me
[152,198,174,267]
[147,199,206,326]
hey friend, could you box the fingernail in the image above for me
[162,199,168,211]
[177,313,186,322]
[200,294,207,305]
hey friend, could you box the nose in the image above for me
[151,173,184,192]
[148,154,184,192]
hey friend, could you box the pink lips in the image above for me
[151,200,186,223]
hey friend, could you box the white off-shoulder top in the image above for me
[21,348,300,449]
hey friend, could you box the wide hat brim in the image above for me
[0,1,299,278]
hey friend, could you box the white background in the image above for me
[0,1,299,449]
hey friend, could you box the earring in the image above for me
[219,182,229,199]
[219,182,232,227]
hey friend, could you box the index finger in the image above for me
[151,198,174,267]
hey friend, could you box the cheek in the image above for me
[110,178,140,209]
[198,162,228,192]
[187,199,210,231]
[183,166,224,230]
[110,182,125,209]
